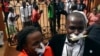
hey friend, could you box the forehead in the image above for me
[67,15,85,26]
[26,31,42,42]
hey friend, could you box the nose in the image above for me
[74,29,79,35]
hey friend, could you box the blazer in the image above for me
[49,34,100,56]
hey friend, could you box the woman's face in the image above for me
[25,31,43,53]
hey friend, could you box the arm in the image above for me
[20,7,24,22]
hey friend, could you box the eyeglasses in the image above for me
[68,26,84,30]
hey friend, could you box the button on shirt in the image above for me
[62,36,84,56]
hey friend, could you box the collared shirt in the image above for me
[62,36,84,56]
[20,6,31,22]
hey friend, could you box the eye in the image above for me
[32,41,41,46]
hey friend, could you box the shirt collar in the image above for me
[65,35,84,45]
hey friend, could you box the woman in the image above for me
[31,5,43,32]
[16,26,53,56]
[88,8,98,26]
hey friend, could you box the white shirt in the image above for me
[20,6,31,22]
[64,1,74,13]
[62,36,84,56]
[7,12,16,26]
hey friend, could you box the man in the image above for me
[20,1,31,28]
[54,0,67,31]
[72,0,86,12]
[46,0,57,36]
[49,12,100,56]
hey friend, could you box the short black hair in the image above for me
[34,5,39,10]
[16,26,41,51]
[9,7,13,12]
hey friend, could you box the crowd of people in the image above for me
[0,0,100,56]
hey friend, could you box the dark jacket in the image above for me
[49,34,100,56]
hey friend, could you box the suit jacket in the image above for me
[49,34,100,56]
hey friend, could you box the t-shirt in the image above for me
[31,9,41,22]
[7,12,16,26]
[3,2,9,12]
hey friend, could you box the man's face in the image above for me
[22,2,26,8]
[66,16,85,37]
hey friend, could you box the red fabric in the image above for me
[31,9,41,22]
[44,46,53,56]
[3,2,9,12]
[18,50,28,56]
[18,46,53,56]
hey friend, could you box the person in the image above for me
[72,0,86,12]
[31,5,43,32]
[46,0,57,36]
[20,1,31,28]
[7,7,19,44]
[2,0,9,23]
[16,26,53,56]
[54,0,67,31]
[88,8,98,26]
[64,0,74,14]
[49,12,100,56]
[32,0,37,8]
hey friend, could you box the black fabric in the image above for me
[32,22,42,32]
[49,18,57,36]
[4,12,9,23]
[49,34,100,56]
[49,34,66,56]
[83,37,100,56]
[76,4,86,11]
[72,3,86,11]
[87,24,100,44]
[10,17,15,22]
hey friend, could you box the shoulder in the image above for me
[51,34,66,40]
[18,51,28,56]
[49,34,66,44]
